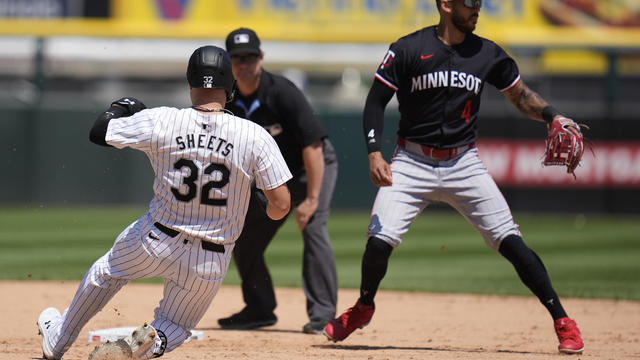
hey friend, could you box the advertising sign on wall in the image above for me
[0,0,638,47]
[477,139,640,188]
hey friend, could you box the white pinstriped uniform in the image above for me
[43,107,292,358]
[368,145,521,252]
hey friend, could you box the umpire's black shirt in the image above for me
[227,70,328,177]
[375,25,520,149]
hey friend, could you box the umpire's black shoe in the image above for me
[218,308,277,330]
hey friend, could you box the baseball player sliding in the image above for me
[324,0,585,355]
[36,45,292,359]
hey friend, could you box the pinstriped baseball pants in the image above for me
[43,212,234,358]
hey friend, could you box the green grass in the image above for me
[1,206,639,300]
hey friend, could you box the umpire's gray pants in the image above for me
[232,138,338,323]
[299,140,338,322]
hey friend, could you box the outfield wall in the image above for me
[2,105,639,213]
[2,0,639,213]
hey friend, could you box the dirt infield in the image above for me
[2,281,639,360]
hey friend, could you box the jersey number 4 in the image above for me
[461,99,472,123]
[171,159,230,206]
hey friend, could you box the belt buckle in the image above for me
[432,144,470,160]
[428,147,448,160]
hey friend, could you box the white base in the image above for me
[88,326,204,343]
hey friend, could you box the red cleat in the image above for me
[323,299,375,342]
[554,317,584,354]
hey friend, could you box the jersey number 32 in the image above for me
[171,159,230,206]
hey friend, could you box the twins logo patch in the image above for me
[380,49,395,69]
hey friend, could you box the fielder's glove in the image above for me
[111,97,147,116]
[543,117,588,178]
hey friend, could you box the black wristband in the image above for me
[542,105,560,124]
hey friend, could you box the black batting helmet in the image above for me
[187,45,236,102]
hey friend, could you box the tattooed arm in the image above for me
[502,81,562,124]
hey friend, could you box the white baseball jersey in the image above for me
[105,107,292,243]
[40,107,292,359]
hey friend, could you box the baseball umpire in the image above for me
[216,27,339,334]
[36,45,292,359]
[324,0,585,354]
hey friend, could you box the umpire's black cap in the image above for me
[187,45,236,101]
[225,27,261,56]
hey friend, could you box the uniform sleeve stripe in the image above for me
[375,73,398,91]
[500,75,521,93]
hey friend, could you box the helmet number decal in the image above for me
[203,76,213,88]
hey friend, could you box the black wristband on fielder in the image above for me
[542,105,560,124]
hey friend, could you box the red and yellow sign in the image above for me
[0,0,639,48]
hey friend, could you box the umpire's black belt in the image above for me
[153,222,225,253]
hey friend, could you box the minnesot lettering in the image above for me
[410,71,482,94]
[175,134,234,156]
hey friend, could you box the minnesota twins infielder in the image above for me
[36,45,292,359]
[324,0,583,355]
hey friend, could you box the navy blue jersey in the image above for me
[375,25,520,148]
